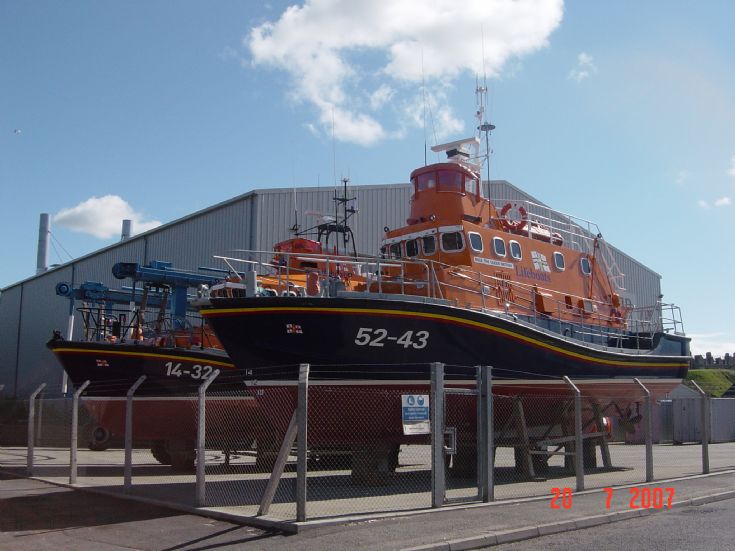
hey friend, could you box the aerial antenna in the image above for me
[331,106,337,190]
[331,107,339,254]
[421,49,428,166]
[477,25,495,189]
[290,143,299,234]
[290,185,299,234]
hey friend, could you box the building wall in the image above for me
[145,194,257,270]
[0,285,22,397]
[13,266,73,396]
[254,184,412,256]
[0,181,664,398]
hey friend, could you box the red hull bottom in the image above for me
[254,379,681,448]
[83,396,259,443]
[83,378,680,451]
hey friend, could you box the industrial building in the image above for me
[0,180,662,398]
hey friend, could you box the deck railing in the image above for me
[212,250,676,352]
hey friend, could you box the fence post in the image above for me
[633,378,654,482]
[475,366,483,500]
[480,365,494,502]
[690,381,710,474]
[70,380,91,484]
[563,376,584,492]
[196,369,220,506]
[123,376,147,493]
[27,383,47,476]
[431,362,445,508]
[296,363,310,522]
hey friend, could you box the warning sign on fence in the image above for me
[402,394,430,435]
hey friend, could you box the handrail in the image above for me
[212,249,673,351]
[486,197,627,293]
[73,305,215,347]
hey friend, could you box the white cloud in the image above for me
[247,0,563,146]
[53,195,161,239]
[303,122,320,138]
[568,51,597,82]
[401,87,465,143]
[674,170,690,185]
[728,154,735,178]
[715,196,731,207]
[690,332,735,358]
[370,84,395,111]
[697,199,710,209]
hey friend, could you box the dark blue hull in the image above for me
[202,296,690,382]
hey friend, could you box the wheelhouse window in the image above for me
[422,235,436,255]
[441,231,464,252]
[405,238,419,258]
[468,232,483,252]
[388,243,402,259]
[553,251,565,271]
[465,177,478,195]
[437,170,462,192]
[493,237,506,257]
[509,240,522,261]
[580,256,591,276]
[416,172,436,192]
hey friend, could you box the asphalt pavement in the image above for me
[487,497,735,551]
[2,470,735,550]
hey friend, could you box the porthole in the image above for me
[553,251,565,271]
[580,256,591,276]
[509,240,522,261]
[493,237,506,257]
[468,232,484,252]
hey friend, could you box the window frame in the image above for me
[388,242,402,259]
[464,177,478,196]
[468,231,484,252]
[405,238,420,258]
[416,172,436,193]
[553,251,565,271]
[493,236,507,258]
[580,256,592,276]
[421,235,436,256]
[436,170,463,193]
[509,240,522,261]
[440,231,465,253]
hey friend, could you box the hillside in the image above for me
[685,369,735,397]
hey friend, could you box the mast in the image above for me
[476,77,495,191]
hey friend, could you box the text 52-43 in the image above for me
[354,328,429,349]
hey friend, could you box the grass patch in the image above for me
[686,369,735,397]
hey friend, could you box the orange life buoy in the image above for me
[500,203,528,232]
[609,308,624,325]
[306,271,320,296]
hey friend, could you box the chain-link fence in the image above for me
[2,365,735,528]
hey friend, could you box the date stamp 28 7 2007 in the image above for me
[550,487,675,510]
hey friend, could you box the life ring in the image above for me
[500,203,528,232]
[610,308,624,325]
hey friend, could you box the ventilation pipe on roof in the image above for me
[121,219,132,241]
[36,213,49,274]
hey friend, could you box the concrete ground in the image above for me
[1,441,734,524]
[2,470,735,550]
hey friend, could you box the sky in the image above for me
[1,1,734,357]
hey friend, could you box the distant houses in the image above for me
[691,352,734,368]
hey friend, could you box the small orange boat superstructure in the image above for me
[209,181,367,300]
